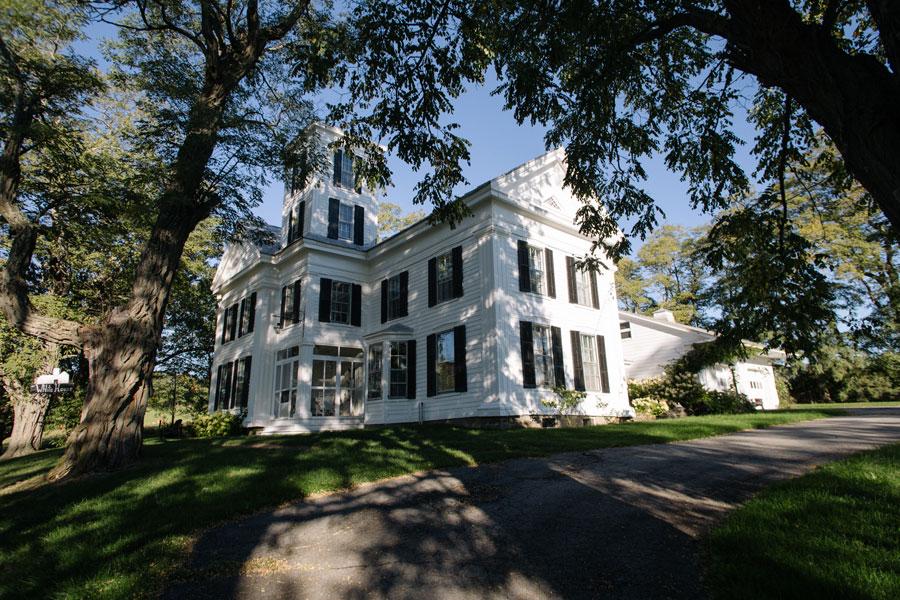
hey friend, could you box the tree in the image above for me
[376,202,425,239]
[0,1,339,478]
[633,225,708,324]
[614,257,650,313]
[335,1,900,256]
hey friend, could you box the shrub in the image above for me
[631,396,669,417]
[189,411,244,438]
[703,390,756,415]
[628,373,756,416]
[543,387,587,416]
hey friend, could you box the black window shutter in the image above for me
[332,150,341,185]
[406,340,417,399]
[280,286,287,326]
[399,271,409,316]
[327,198,339,239]
[228,361,238,410]
[238,298,246,337]
[520,321,536,388]
[297,200,305,240]
[214,364,223,410]
[351,284,362,326]
[292,280,301,324]
[287,209,294,244]
[545,248,556,298]
[229,304,238,341]
[240,357,252,409]
[248,292,257,333]
[517,240,530,292]
[221,310,228,344]
[453,325,467,392]
[451,246,463,298]
[380,279,388,323]
[426,334,437,397]
[597,335,610,393]
[570,331,585,391]
[590,270,600,309]
[566,256,578,304]
[427,257,437,307]
[353,205,364,245]
[551,326,565,388]
[318,278,332,322]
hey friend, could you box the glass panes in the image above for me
[580,334,602,391]
[273,351,298,418]
[533,325,554,388]
[338,202,354,240]
[311,359,337,417]
[339,360,364,416]
[313,345,339,356]
[388,275,403,319]
[368,344,383,399]
[335,150,354,189]
[436,252,453,303]
[575,269,592,306]
[619,321,632,339]
[389,341,408,398]
[330,281,351,323]
[436,330,455,393]
[528,246,544,294]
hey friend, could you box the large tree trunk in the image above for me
[717,1,900,231]
[1,383,50,460]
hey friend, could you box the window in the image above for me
[368,343,383,399]
[221,308,231,344]
[222,303,239,343]
[312,345,364,417]
[238,293,256,337]
[620,321,632,339]
[215,362,233,409]
[528,246,545,294]
[580,334,602,391]
[389,342,409,398]
[436,330,455,393]
[382,272,408,322]
[330,281,351,324]
[575,269,593,306]
[436,253,453,303]
[333,149,355,189]
[287,200,304,244]
[232,357,252,408]
[532,325,554,388]
[280,280,301,327]
[338,202,354,241]
[274,346,299,418]
[428,246,463,307]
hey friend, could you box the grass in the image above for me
[0,409,841,599]
[790,400,900,410]
[705,443,900,600]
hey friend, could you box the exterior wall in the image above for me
[622,315,781,410]
[210,142,635,432]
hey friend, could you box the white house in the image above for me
[207,123,633,433]
[618,309,785,410]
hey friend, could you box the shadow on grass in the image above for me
[0,409,849,599]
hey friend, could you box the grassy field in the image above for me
[789,400,900,410]
[705,442,900,600]
[0,409,841,599]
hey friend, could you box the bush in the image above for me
[189,411,244,438]
[542,387,587,416]
[628,372,756,416]
[630,396,669,417]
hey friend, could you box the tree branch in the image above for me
[866,0,900,73]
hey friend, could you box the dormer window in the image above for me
[333,149,354,189]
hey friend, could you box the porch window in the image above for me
[368,343,383,399]
[273,346,299,418]
[389,341,408,398]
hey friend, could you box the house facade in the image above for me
[208,124,633,433]
[618,309,785,410]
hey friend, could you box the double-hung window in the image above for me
[532,325,554,388]
[435,330,455,394]
[333,149,355,189]
[280,280,301,327]
[368,343,383,399]
[389,341,408,398]
[436,253,453,303]
[571,332,610,393]
[580,334,602,391]
[330,281,351,324]
[575,269,593,306]
[338,202,354,241]
[528,246,545,294]
[238,293,256,338]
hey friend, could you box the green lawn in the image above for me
[790,400,900,410]
[705,443,900,600]
[0,409,840,600]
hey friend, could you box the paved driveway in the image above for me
[165,408,900,600]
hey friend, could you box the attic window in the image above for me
[619,321,632,339]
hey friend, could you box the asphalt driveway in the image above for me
[165,408,900,600]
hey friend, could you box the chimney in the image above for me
[652,309,676,323]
